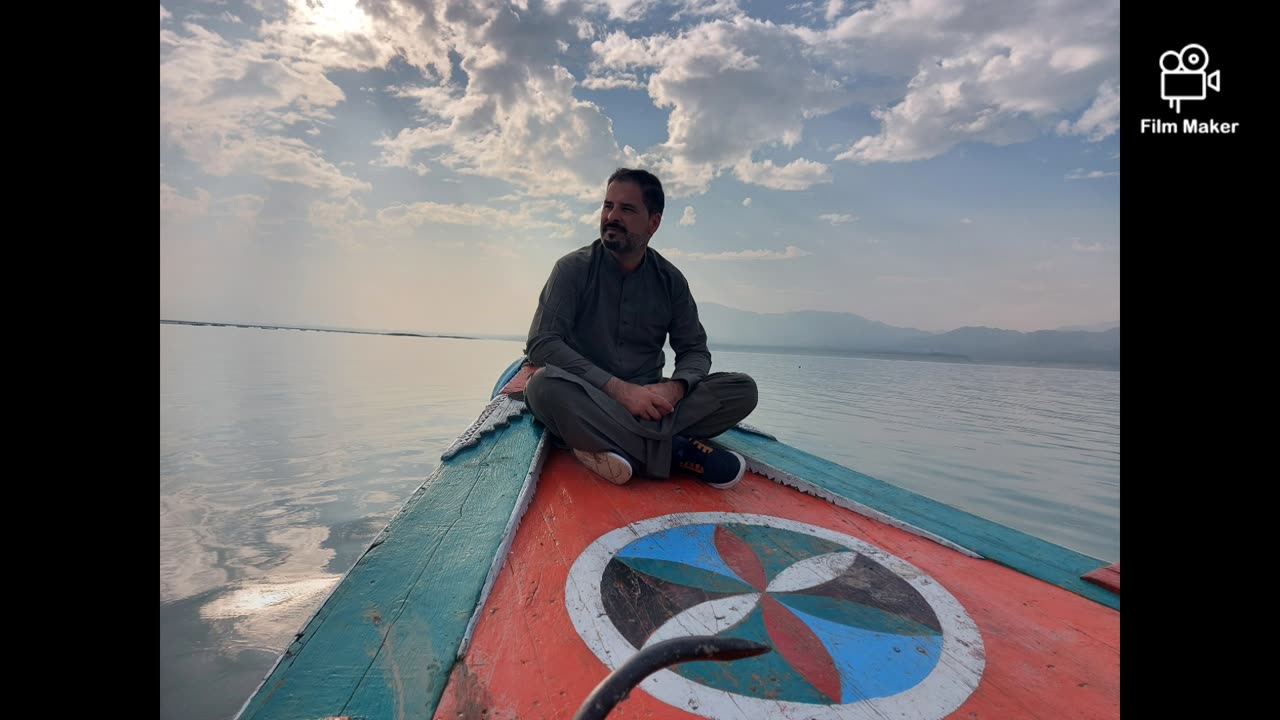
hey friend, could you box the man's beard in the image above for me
[602,224,643,254]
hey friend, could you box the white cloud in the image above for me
[160,183,211,222]
[585,0,742,21]
[825,0,846,23]
[158,0,1119,340]
[580,73,647,91]
[680,206,697,225]
[1065,168,1118,180]
[586,1,1119,181]
[166,0,615,201]
[384,84,462,121]
[594,18,850,194]
[831,0,1120,163]
[163,0,1121,205]
[733,158,831,190]
[1056,79,1119,141]
[159,15,373,197]
[219,193,266,223]
[585,0,661,21]
[661,245,812,261]
[818,213,856,224]
[572,16,597,40]
[365,0,636,201]
[161,0,1120,271]
[961,217,973,224]
[246,0,288,21]
[309,196,367,228]
[672,0,744,18]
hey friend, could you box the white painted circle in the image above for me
[565,512,985,719]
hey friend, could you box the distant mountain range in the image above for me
[1052,321,1120,332]
[163,303,1121,370]
[697,303,1119,369]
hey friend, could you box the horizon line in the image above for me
[160,307,1120,338]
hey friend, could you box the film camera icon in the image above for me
[1160,44,1219,114]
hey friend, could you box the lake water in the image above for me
[159,323,1119,720]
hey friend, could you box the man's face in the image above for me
[600,181,660,254]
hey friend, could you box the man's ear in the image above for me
[649,212,662,235]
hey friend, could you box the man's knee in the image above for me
[525,367,547,404]
[732,372,759,416]
[704,372,757,420]
[525,367,561,414]
[526,367,585,415]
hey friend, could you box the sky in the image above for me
[160,0,1120,335]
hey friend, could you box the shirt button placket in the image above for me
[618,279,628,347]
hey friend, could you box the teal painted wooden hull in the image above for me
[235,358,1118,720]
[236,411,545,720]
[713,428,1119,610]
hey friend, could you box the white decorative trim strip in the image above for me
[733,421,777,440]
[441,394,529,460]
[742,456,984,559]
[456,429,550,659]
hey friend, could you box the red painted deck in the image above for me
[1082,563,1120,594]
[502,364,538,394]
[434,449,1119,719]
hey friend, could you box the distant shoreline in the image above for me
[711,342,969,362]
[159,319,508,342]
[709,343,1118,371]
[161,320,1118,371]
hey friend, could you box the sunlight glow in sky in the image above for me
[161,0,1119,334]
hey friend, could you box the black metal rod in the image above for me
[573,636,772,720]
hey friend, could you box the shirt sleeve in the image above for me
[668,272,711,393]
[525,257,614,390]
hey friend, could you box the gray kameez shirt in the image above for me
[525,239,712,393]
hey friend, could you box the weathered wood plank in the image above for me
[236,414,544,720]
[711,428,1121,611]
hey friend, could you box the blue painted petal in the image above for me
[618,524,748,585]
[780,604,944,702]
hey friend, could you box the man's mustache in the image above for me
[604,223,625,232]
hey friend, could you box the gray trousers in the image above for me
[524,365,759,479]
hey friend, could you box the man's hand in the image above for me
[645,380,686,408]
[605,378,675,420]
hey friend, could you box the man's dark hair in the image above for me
[607,168,664,217]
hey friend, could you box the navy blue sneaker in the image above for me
[672,435,746,489]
